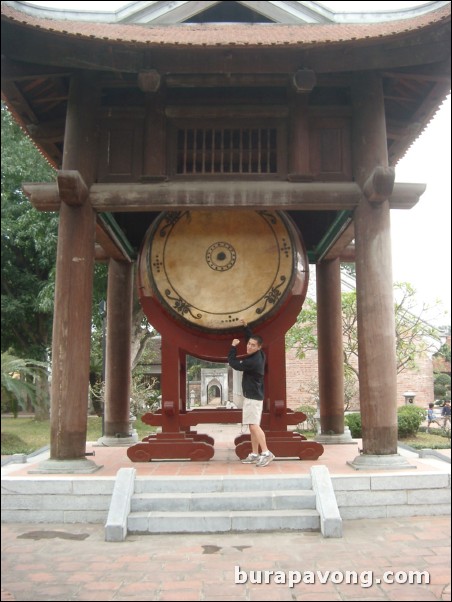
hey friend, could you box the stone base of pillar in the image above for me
[28,458,103,474]
[315,427,354,444]
[97,431,139,447]
[347,453,416,471]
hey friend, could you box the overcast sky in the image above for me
[22,1,452,325]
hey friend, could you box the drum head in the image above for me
[140,209,307,332]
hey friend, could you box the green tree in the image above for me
[393,282,442,373]
[434,373,451,402]
[287,281,443,387]
[1,351,48,417]
[433,341,451,364]
[285,297,318,359]
[1,105,110,382]
[1,104,57,360]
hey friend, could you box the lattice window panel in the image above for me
[176,128,277,175]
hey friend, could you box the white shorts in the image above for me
[242,397,263,425]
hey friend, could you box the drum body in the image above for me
[137,209,308,357]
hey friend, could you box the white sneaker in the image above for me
[256,451,275,467]
[241,453,260,464]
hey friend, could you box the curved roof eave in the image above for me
[1,2,450,49]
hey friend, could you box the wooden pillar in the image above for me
[103,260,133,438]
[316,258,344,434]
[143,91,166,177]
[289,91,310,177]
[351,72,398,456]
[48,73,99,463]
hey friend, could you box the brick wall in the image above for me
[285,347,434,411]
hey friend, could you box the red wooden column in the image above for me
[316,259,351,443]
[350,73,409,468]
[100,259,134,445]
[160,336,182,433]
[265,336,287,432]
[37,73,101,472]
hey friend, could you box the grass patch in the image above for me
[1,432,34,455]
[296,427,450,450]
[399,430,450,450]
[1,415,156,455]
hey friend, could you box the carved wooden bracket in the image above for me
[292,69,316,92]
[363,166,395,203]
[57,170,88,206]
[138,69,161,93]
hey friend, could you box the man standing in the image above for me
[228,319,275,467]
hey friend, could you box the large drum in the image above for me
[138,209,308,336]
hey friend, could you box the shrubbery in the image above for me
[345,405,426,439]
[295,404,317,431]
[397,404,425,438]
[345,413,361,438]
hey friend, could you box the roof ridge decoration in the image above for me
[3,1,451,26]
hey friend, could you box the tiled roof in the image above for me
[1,3,450,49]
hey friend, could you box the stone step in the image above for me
[131,489,316,512]
[128,508,320,534]
[134,474,313,494]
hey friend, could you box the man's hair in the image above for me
[250,334,263,347]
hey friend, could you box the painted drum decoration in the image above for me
[138,209,308,333]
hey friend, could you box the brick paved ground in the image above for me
[1,515,450,601]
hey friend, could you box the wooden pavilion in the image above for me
[1,0,450,471]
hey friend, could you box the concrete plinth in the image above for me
[347,453,416,471]
[28,458,103,474]
[97,432,139,447]
[315,427,354,445]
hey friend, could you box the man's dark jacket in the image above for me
[228,326,265,401]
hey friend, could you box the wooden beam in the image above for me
[88,181,362,212]
[23,180,426,212]
[94,243,110,263]
[388,182,426,209]
[27,119,65,143]
[1,80,38,124]
[95,221,133,263]
[165,105,289,119]
[323,222,355,261]
[22,182,60,210]
[382,70,451,84]
[1,56,71,80]
[338,244,356,262]
[165,73,289,88]
[57,170,88,206]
